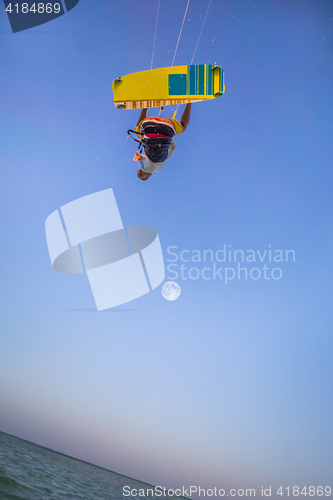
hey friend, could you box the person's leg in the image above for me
[136,108,148,127]
[180,103,191,131]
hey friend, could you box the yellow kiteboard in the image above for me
[112,64,224,110]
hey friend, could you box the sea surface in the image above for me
[0,432,185,499]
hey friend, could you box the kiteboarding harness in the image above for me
[127,115,175,164]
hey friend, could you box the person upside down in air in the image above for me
[132,103,191,180]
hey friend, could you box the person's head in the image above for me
[137,169,152,181]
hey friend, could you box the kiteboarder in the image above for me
[132,104,192,180]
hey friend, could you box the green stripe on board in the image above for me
[212,65,215,94]
[207,64,212,95]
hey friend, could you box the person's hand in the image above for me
[133,151,145,163]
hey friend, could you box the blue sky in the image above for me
[1,0,333,497]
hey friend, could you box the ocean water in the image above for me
[0,432,186,499]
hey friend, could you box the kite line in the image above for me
[190,0,212,64]
[150,0,161,69]
[171,0,191,66]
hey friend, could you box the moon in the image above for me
[161,281,181,301]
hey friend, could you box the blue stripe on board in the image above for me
[207,64,211,95]
[198,65,205,95]
[190,65,196,95]
[168,74,187,95]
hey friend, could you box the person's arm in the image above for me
[133,151,150,170]
[133,151,146,163]
[136,108,148,128]
[180,103,191,132]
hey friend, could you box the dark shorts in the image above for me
[140,119,175,163]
